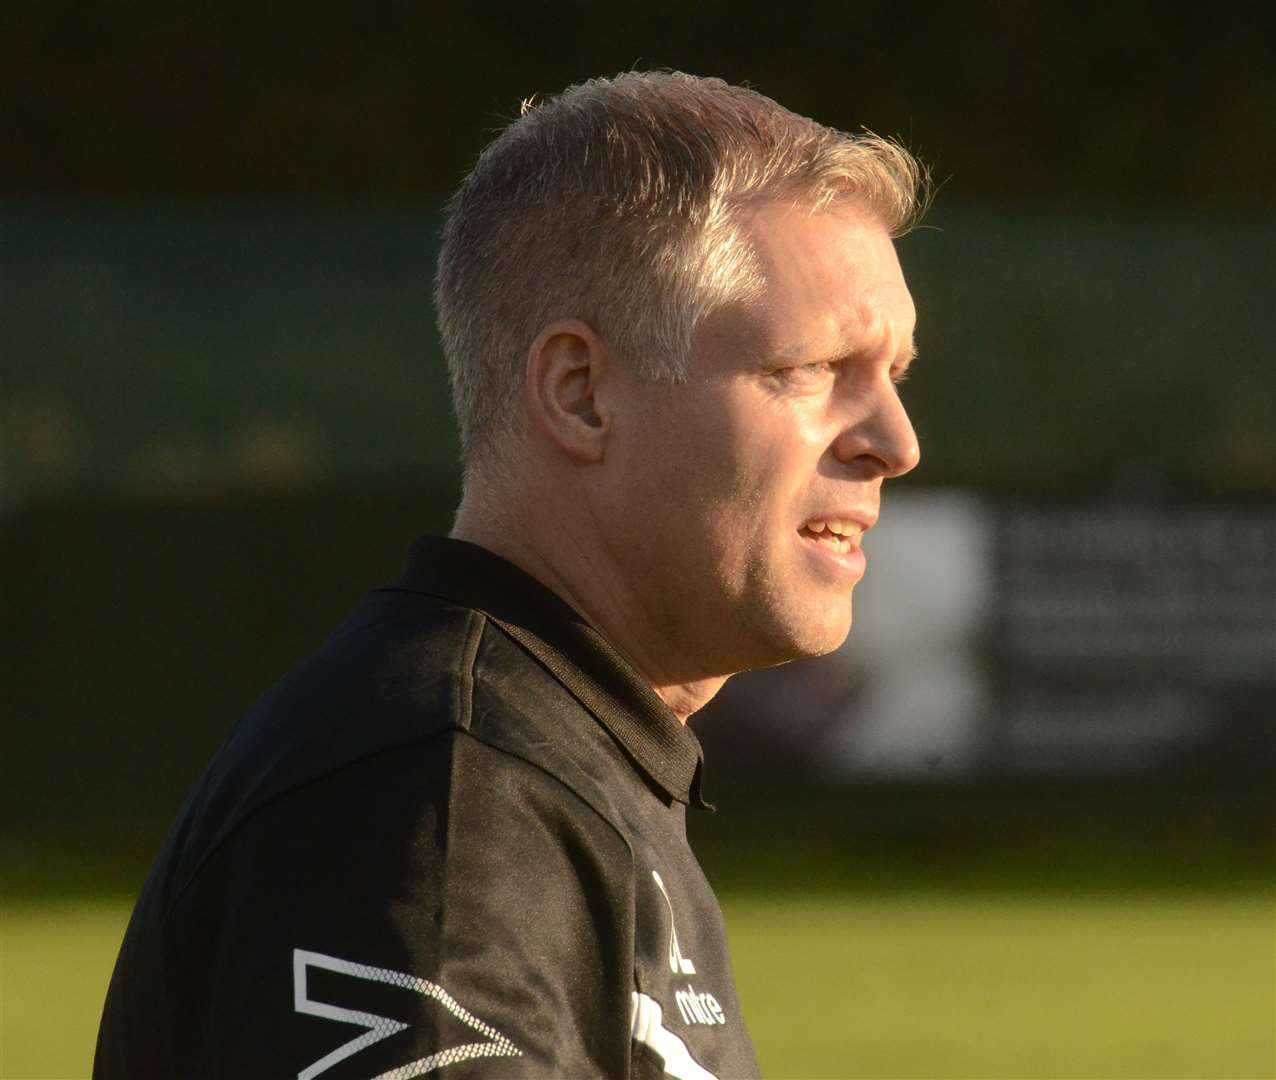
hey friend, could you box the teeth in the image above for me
[814,533,850,554]
[834,521,863,543]
[804,519,863,548]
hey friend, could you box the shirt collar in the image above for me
[392,536,712,809]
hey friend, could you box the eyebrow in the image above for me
[893,339,919,372]
[767,334,918,369]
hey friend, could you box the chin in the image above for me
[801,623,853,659]
[762,608,854,665]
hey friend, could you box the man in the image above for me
[96,71,926,1078]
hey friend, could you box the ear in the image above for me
[525,319,612,463]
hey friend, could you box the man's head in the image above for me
[436,70,926,478]
[438,71,929,705]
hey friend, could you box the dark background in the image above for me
[3,3,1274,1075]
[6,2,1275,207]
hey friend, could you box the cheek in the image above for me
[712,407,822,517]
[629,387,824,539]
[695,430,817,571]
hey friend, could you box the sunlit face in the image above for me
[596,201,920,680]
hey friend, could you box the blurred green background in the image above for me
[3,4,1274,1078]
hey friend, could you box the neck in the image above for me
[451,492,728,724]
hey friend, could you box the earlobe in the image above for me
[525,319,610,463]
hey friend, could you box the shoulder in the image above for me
[114,728,639,1079]
[154,592,479,883]
[162,591,642,907]
[174,725,635,922]
[101,586,665,1078]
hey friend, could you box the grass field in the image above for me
[726,890,1274,1079]
[1,888,1271,1079]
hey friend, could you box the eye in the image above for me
[775,360,834,384]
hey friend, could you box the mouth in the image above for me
[797,518,864,554]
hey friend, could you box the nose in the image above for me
[831,379,921,479]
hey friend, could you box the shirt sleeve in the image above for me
[152,731,637,1078]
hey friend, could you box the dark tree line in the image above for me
[6,1,1274,206]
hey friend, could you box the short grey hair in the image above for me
[435,70,930,478]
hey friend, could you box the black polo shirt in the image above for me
[95,537,761,1079]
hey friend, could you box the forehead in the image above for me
[726,201,916,362]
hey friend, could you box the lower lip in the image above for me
[798,531,866,579]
